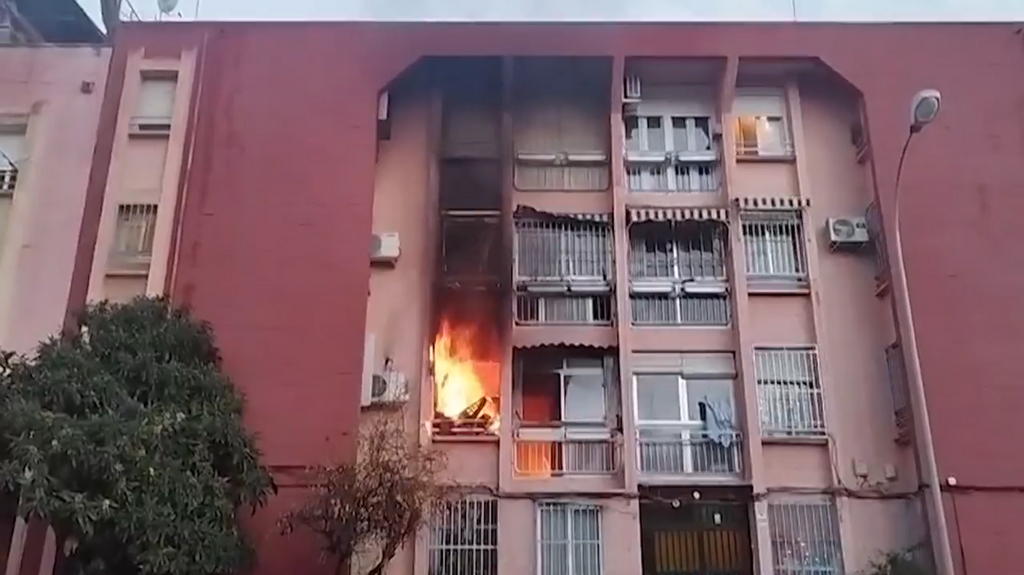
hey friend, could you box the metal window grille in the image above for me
[754,347,826,436]
[111,204,158,268]
[625,164,718,193]
[516,294,612,325]
[0,168,16,193]
[538,503,603,575]
[429,498,498,575]
[625,115,718,193]
[885,343,911,429]
[515,218,612,281]
[768,500,844,575]
[741,211,807,280]
[629,221,729,325]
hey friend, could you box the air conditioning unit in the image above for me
[827,217,870,249]
[361,333,409,407]
[623,76,642,102]
[370,232,400,264]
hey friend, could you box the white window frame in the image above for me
[624,100,718,192]
[734,89,793,157]
[632,371,735,474]
[536,502,604,575]
[558,362,607,425]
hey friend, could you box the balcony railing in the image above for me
[514,428,620,477]
[638,425,743,477]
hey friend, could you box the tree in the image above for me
[281,414,446,575]
[0,297,274,575]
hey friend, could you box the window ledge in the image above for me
[746,281,810,296]
[735,153,796,164]
[105,268,150,278]
[762,435,828,446]
[0,191,13,198]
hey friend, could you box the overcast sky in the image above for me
[78,0,1024,27]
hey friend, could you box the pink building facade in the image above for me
[4,19,1018,575]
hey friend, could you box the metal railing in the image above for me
[630,221,728,280]
[515,217,612,282]
[638,426,743,476]
[630,295,729,326]
[110,204,158,272]
[429,498,498,575]
[754,347,826,437]
[515,293,613,325]
[741,211,807,281]
[0,168,16,193]
[514,433,620,476]
[768,499,844,575]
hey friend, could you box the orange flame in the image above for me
[431,319,500,430]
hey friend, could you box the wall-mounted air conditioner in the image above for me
[826,217,870,249]
[370,232,401,264]
[361,333,409,407]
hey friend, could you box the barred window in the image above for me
[768,500,843,575]
[741,211,807,281]
[629,221,729,325]
[754,347,826,436]
[885,342,911,433]
[515,294,612,325]
[624,111,719,193]
[538,503,602,575]
[515,217,612,281]
[110,204,158,271]
[429,498,498,575]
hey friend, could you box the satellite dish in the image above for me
[157,0,179,15]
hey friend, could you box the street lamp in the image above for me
[889,89,956,575]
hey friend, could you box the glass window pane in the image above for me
[625,116,639,151]
[645,117,664,152]
[671,117,689,152]
[635,375,681,421]
[563,374,606,422]
[757,116,786,151]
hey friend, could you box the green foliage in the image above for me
[861,547,934,575]
[0,297,274,575]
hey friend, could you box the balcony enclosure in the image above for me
[513,348,621,477]
[514,210,613,325]
[754,347,826,437]
[633,353,742,479]
[628,215,730,326]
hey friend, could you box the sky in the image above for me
[78,0,1024,27]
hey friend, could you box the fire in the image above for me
[431,319,500,431]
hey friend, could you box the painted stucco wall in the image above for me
[80,22,1024,575]
[0,46,109,353]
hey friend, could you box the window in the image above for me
[515,217,611,280]
[429,498,498,575]
[754,347,825,436]
[0,127,27,194]
[132,74,178,133]
[111,204,157,271]
[624,105,718,192]
[865,201,889,283]
[768,500,844,575]
[734,90,791,157]
[633,353,739,475]
[885,343,911,433]
[537,503,602,575]
[520,355,609,425]
[741,211,807,281]
[514,214,613,325]
[629,221,729,325]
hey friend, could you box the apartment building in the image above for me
[74,21,1024,575]
[0,1,107,574]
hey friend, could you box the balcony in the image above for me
[638,424,742,479]
[514,427,620,477]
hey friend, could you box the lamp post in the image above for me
[889,89,957,575]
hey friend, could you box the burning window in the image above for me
[431,315,501,436]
